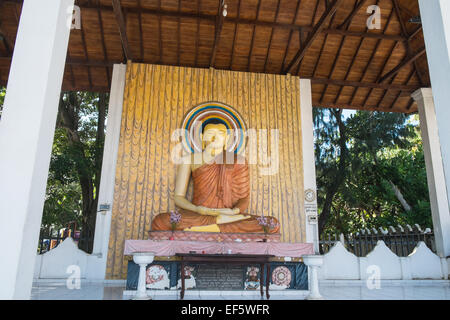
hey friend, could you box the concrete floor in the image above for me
[31,280,450,300]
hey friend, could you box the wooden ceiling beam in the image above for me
[296,0,321,75]
[332,0,379,105]
[229,0,241,69]
[392,0,425,86]
[378,47,426,83]
[158,0,162,63]
[137,0,144,62]
[112,0,132,61]
[408,26,422,41]
[349,7,395,106]
[337,0,368,29]
[316,102,412,113]
[280,0,302,73]
[263,0,281,72]
[3,1,406,42]
[194,0,201,67]
[388,67,416,109]
[310,7,338,78]
[247,0,262,72]
[284,0,346,74]
[79,4,93,90]
[210,0,225,67]
[362,41,399,107]
[96,0,111,88]
[310,77,418,91]
[319,0,365,104]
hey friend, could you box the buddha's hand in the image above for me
[196,206,220,216]
[196,206,240,216]
[211,208,241,215]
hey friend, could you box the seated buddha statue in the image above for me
[151,119,280,234]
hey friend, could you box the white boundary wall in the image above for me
[318,241,449,280]
[34,239,449,281]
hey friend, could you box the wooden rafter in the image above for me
[392,0,424,86]
[375,67,401,108]
[112,0,132,61]
[96,0,111,88]
[310,77,418,92]
[158,0,162,63]
[66,51,76,89]
[79,5,93,90]
[229,0,241,69]
[319,0,365,104]
[137,0,144,61]
[408,25,422,41]
[337,0,368,29]
[349,8,395,106]
[362,41,399,107]
[177,0,181,66]
[0,0,427,113]
[296,0,321,75]
[283,0,345,74]
[378,47,426,83]
[194,0,201,67]
[3,1,406,41]
[310,12,337,78]
[388,67,416,109]
[247,0,262,72]
[210,0,225,67]
[332,0,380,105]
[280,0,302,73]
[263,0,281,72]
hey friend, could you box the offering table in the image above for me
[176,253,274,299]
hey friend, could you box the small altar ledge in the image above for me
[124,240,314,258]
[148,230,280,242]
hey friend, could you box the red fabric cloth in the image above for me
[124,240,314,257]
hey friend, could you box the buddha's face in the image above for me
[201,123,229,152]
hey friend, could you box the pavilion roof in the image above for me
[0,0,428,113]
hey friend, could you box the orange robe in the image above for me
[151,155,280,234]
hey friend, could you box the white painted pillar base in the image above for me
[417,0,450,258]
[0,0,74,299]
[412,89,450,258]
[86,64,127,280]
[300,79,320,253]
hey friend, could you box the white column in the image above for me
[300,79,319,253]
[418,0,450,258]
[412,89,450,258]
[86,64,126,279]
[0,0,74,299]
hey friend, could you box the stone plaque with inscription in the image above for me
[194,264,244,290]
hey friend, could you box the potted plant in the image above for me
[257,215,279,242]
[169,209,181,240]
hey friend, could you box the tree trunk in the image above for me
[389,180,412,212]
[56,92,108,253]
[318,109,348,237]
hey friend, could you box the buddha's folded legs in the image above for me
[151,209,280,234]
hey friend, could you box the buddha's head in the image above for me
[200,119,229,154]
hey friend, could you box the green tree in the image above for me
[314,109,431,237]
[42,91,108,252]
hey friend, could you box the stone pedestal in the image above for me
[132,252,154,300]
[303,255,324,300]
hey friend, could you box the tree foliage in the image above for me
[315,109,431,237]
[42,91,108,252]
